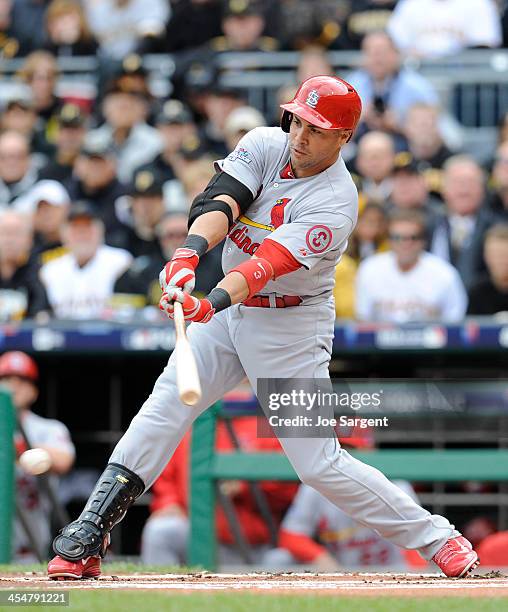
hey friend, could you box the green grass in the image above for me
[0,562,198,575]
[4,593,506,612]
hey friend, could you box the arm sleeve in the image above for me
[266,209,354,271]
[217,128,265,198]
[279,529,327,563]
[441,269,468,322]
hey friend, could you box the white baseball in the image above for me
[19,448,52,475]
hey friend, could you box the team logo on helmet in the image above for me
[305,89,320,109]
[306,225,332,254]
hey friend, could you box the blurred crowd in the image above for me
[0,0,507,324]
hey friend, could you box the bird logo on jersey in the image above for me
[270,198,292,229]
[305,89,320,108]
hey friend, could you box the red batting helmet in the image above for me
[280,75,362,135]
[0,351,39,382]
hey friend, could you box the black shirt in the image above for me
[0,257,51,320]
[467,276,508,315]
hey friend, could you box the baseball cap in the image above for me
[0,351,38,382]
[224,106,266,135]
[28,180,70,208]
[156,100,193,126]
[4,93,34,112]
[81,132,114,158]
[223,0,264,17]
[56,103,85,128]
[393,152,419,175]
[67,200,99,222]
[130,170,164,197]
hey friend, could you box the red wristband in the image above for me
[230,257,273,298]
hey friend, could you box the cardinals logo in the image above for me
[270,198,292,229]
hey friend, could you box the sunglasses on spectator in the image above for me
[389,233,424,242]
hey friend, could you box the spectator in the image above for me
[117,169,167,259]
[467,224,508,315]
[200,85,246,157]
[9,0,49,55]
[0,0,31,59]
[114,211,224,308]
[66,131,128,244]
[430,156,486,287]
[334,0,398,50]
[387,153,442,234]
[45,0,98,57]
[17,51,61,133]
[40,202,132,319]
[354,131,395,203]
[0,351,75,561]
[333,253,358,318]
[89,81,162,182]
[388,0,502,58]
[178,158,215,207]
[140,415,297,565]
[275,0,351,50]
[356,209,467,322]
[0,131,40,206]
[209,0,277,53]
[39,104,87,183]
[296,45,334,82]
[0,95,54,160]
[347,31,438,136]
[135,100,197,211]
[17,180,70,264]
[223,106,266,152]
[403,103,454,197]
[347,202,389,262]
[161,0,222,53]
[82,0,169,59]
[0,210,51,321]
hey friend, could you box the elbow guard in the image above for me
[230,257,274,298]
[188,171,254,231]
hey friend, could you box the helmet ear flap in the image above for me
[281,110,292,133]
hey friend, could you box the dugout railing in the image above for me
[188,403,508,570]
[0,390,15,564]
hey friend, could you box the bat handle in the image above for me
[173,300,202,406]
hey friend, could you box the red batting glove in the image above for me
[159,248,199,294]
[159,289,215,323]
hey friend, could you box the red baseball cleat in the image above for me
[432,536,480,577]
[47,555,101,580]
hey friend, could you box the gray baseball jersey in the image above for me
[218,127,358,303]
[109,125,459,562]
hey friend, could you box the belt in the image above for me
[243,294,302,308]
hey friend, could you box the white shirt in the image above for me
[355,251,468,323]
[40,245,132,319]
[388,0,502,57]
[83,0,170,59]
[219,127,358,303]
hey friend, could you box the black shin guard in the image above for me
[53,463,144,561]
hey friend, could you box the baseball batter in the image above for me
[48,76,479,580]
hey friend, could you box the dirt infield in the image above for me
[1,571,508,598]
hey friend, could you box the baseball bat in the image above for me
[173,301,202,406]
